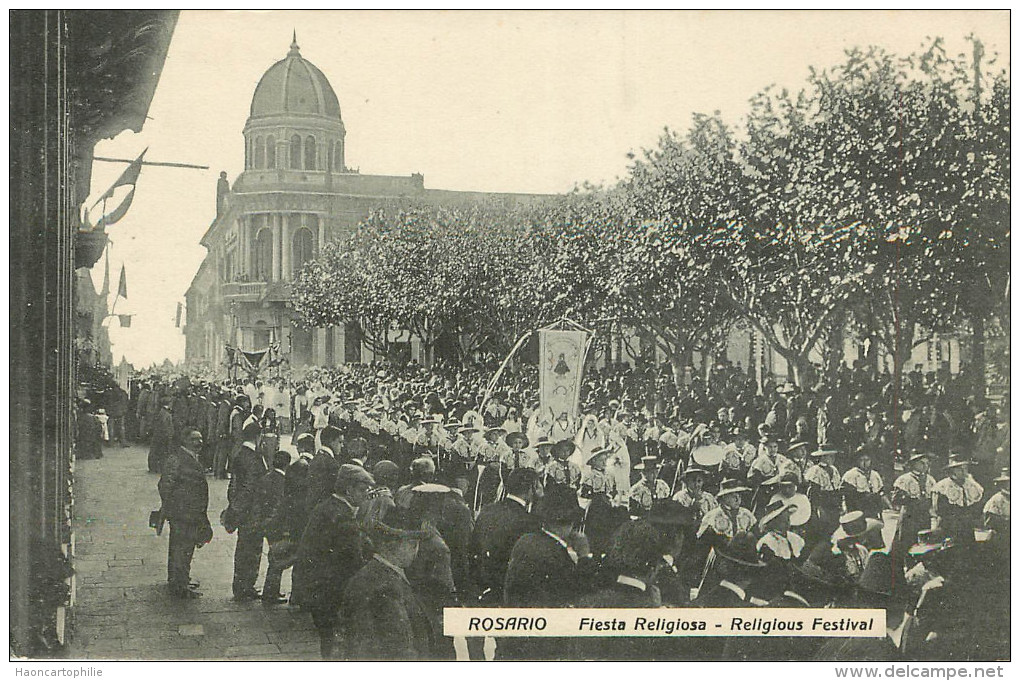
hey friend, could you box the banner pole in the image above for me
[479,330,533,415]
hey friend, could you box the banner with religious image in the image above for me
[538,328,589,422]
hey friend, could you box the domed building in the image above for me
[184,35,549,371]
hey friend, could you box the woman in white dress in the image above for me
[573,414,607,473]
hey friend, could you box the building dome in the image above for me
[249,33,341,120]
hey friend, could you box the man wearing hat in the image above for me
[545,439,582,490]
[629,456,671,515]
[255,450,294,605]
[148,396,175,473]
[502,484,594,660]
[841,447,887,518]
[305,425,343,512]
[893,451,937,546]
[825,511,885,584]
[158,430,212,599]
[226,416,268,600]
[697,479,756,547]
[722,428,756,478]
[293,463,374,659]
[983,468,1009,535]
[338,508,432,660]
[672,467,718,528]
[747,435,780,490]
[933,455,984,541]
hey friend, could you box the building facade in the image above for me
[184,36,547,372]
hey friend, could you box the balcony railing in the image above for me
[222,281,267,302]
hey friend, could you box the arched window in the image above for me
[265,136,276,169]
[290,134,302,169]
[292,226,316,276]
[253,137,265,169]
[333,141,344,172]
[305,135,317,170]
[254,226,274,281]
[327,141,334,171]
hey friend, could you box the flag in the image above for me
[118,314,132,328]
[92,148,147,228]
[537,327,590,421]
[175,302,183,328]
[117,265,128,299]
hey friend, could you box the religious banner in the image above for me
[538,327,589,422]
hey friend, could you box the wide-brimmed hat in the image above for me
[717,478,751,497]
[907,450,930,465]
[458,426,479,436]
[505,431,530,449]
[763,471,799,487]
[411,483,452,494]
[944,456,975,471]
[810,448,839,459]
[787,441,810,455]
[758,500,798,530]
[535,437,554,451]
[552,439,576,459]
[683,466,709,478]
[585,446,611,464]
[717,533,766,568]
[634,455,661,471]
[837,511,884,539]
[993,469,1010,484]
[908,529,952,558]
[484,427,507,441]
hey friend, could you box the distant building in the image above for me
[184,36,549,370]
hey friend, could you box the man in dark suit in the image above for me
[305,425,343,512]
[339,508,432,660]
[292,464,374,659]
[470,468,542,606]
[501,484,595,660]
[256,449,292,604]
[283,432,316,539]
[226,417,267,600]
[148,397,175,473]
[213,396,233,479]
[158,430,211,599]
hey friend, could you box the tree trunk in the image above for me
[669,354,684,389]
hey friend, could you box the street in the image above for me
[67,442,320,660]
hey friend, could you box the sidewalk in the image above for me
[66,442,320,660]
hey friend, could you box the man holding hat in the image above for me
[697,479,756,547]
[629,456,670,515]
[293,463,374,659]
[338,508,432,660]
[933,455,984,541]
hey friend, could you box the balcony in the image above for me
[222,281,267,302]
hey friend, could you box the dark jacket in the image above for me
[339,557,434,660]
[158,446,209,523]
[149,407,175,458]
[305,447,341,512]
[470,497,540,603]
[227,443,268,526]
[254,468,287,542]
[284,453,314,537]
[570,579,660,660]
[292,494,366,610]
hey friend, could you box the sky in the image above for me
[87,9,1010,368]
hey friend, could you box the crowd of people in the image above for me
[127,355,1010,661]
